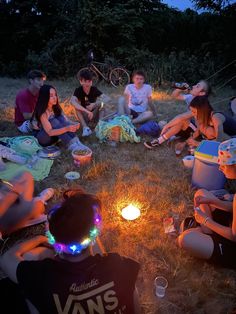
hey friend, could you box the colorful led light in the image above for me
[46,204,102,255]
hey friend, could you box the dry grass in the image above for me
[1,77,236,313]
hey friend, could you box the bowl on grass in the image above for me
[72,148,92,165]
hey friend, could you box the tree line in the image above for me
[0,0,235,85]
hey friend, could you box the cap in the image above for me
[218,138,236,165]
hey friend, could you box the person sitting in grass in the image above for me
[178,138,236,268]
[0,171,54,237]
[0,171,54,313]
[117,70,157,124]
[15,70,46,133]
[144,80,211,149]
[33,84,86,151]
[70,70,110,137]
[0,190,141,314]
[172,79,211,109]
[186,96,236,147]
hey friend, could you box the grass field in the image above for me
[1,77,236,314]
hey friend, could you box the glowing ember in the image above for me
[121,204,141,221]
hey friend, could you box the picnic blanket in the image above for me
[0,136,53,181]
[95,115,140,143]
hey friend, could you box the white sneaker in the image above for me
[68,142,79,151]
[82,127,93,137]
[75,138,89,150]
[38,188,54,204]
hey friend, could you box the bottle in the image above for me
[172,82,191,90]
[188,132,195,155]
[85,96,90,107]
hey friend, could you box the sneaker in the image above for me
[82,127,93,137]
[38,188,54,204]
[68,141,79,151]
[144,139,159,149]
[75,141,89,150]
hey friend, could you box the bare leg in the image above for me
[178,228,214,259]
[13,171,45,220]
[76,110,88,128]
[0,172,47,235]
[1,198,45,235]
[23,247,55,260]
[132,110,154,124]
[117,96,130,116]
[162,120,188,139]
[11,171,34,202]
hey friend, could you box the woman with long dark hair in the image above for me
[187,96,236,147]
[33,85,84,150]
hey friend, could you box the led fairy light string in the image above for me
[46,204,102,255]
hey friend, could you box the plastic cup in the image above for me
[154,276,168,298]
[175,149,181,157]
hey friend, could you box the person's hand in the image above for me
[182,83,190,91]
[17,235,49,253]
[86,103,96,111]
[161,124,169,135]
[87,110,94,120]
[67,123,80,132]
[194,194,218,207]
[32,235,49,247]
[186,138,199,147]
[194,207,209,225]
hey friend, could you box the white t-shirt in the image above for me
[183,94,194,108]
[124,84,152,113]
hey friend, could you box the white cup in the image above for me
[154,276,168,298]
[182,155,195,169]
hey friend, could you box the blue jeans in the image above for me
[36,115,76,147]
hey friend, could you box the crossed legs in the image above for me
[178,189,217,260]
[117,96,153,124]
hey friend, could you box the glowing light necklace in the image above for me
[46,205,102,255]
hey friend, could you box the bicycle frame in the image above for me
[89,62,111,82]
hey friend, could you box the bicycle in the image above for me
[77,51,130,88]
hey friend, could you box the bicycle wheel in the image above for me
[109,67,130,88]
[76,67,99,85]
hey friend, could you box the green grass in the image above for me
[0,77,236,314]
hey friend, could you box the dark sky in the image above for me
[162,0,194,10]
[162,0,236,11]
